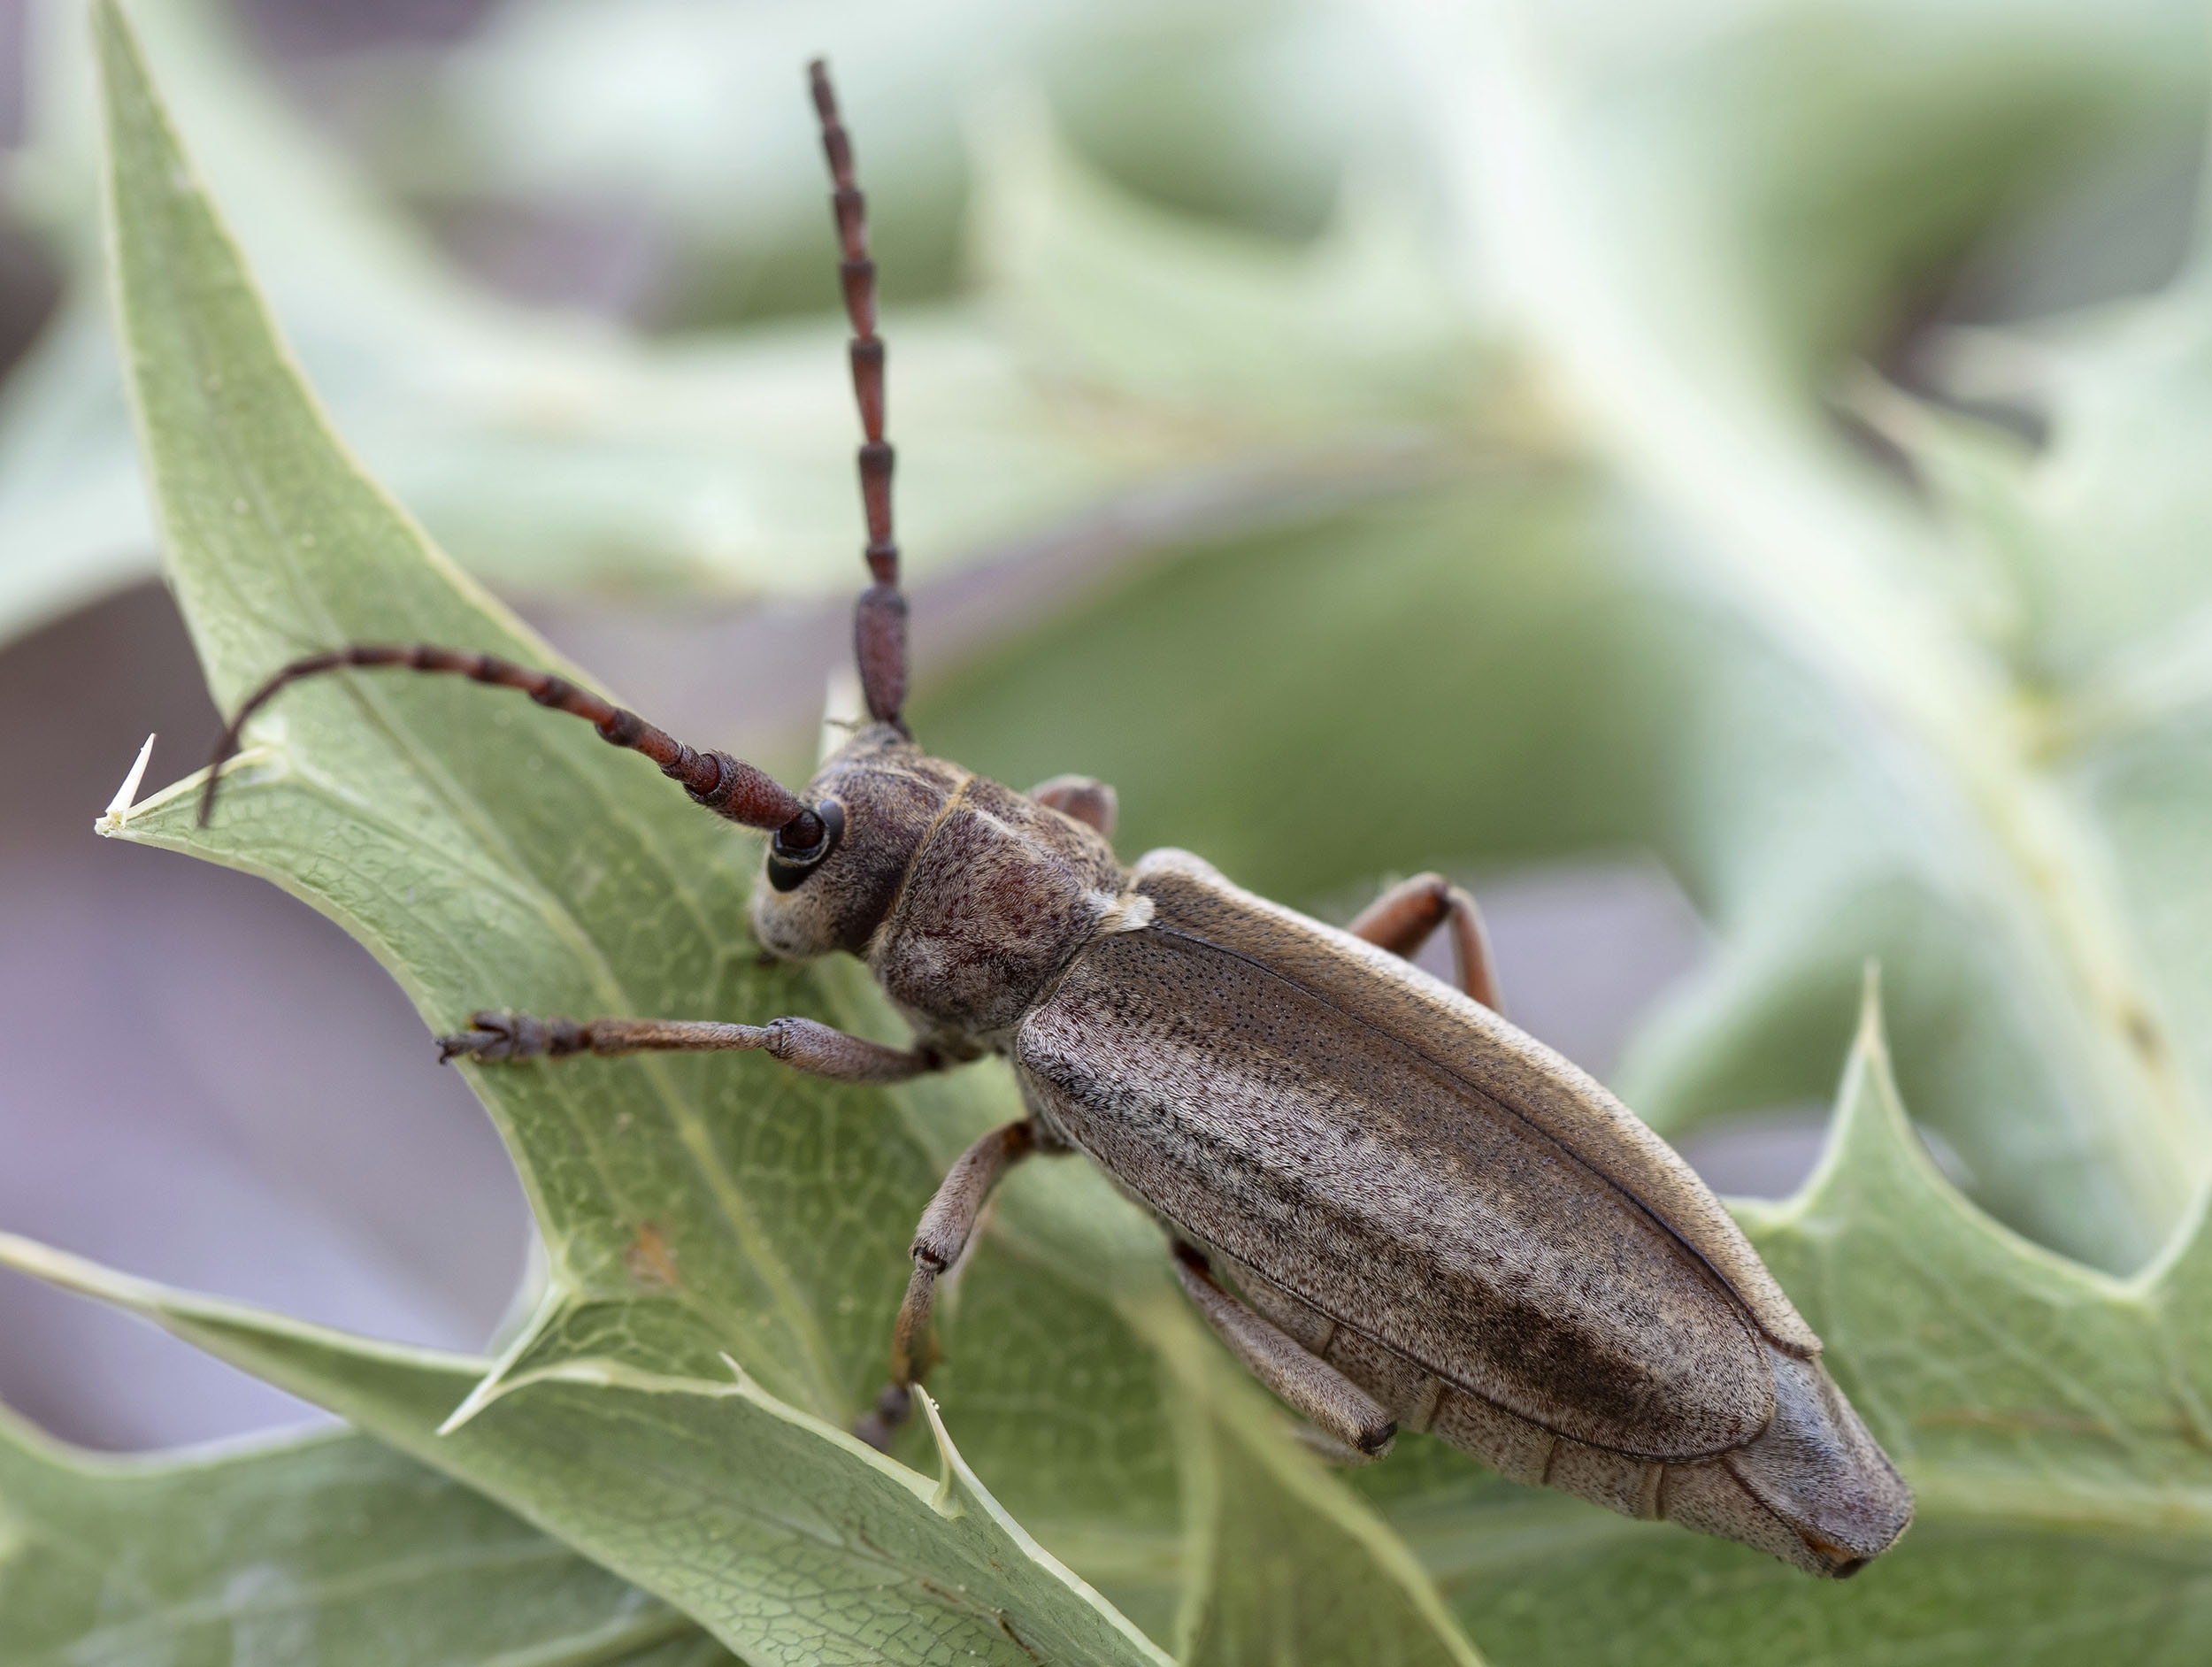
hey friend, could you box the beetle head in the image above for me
[748,724,964,962]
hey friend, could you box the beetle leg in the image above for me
[437,1012,946,1082]
[1171,1243,1396,1457]
[854,1118,1039,1451]
[1286,1424,1387,1468]
[1348,872,1502,1010]
[1026,774,1118,840]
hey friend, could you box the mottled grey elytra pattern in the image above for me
[747,726,1915,1578]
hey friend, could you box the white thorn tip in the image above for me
[100,734,157,828]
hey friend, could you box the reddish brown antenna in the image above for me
[810,58,907,732]
[198,644,824,848]
[196,67,906,839]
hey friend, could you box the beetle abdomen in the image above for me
[1118,853,1822,1356]
[1216,1250,1909,1575]
[1018,913,1776,1459]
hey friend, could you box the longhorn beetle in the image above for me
[201,60,1912,1577]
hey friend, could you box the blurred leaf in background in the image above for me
[0,0,1457,649]
[388,0,1397,323]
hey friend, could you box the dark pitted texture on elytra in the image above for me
[1020,904,1772,1460]
[1121,852,1823,1359]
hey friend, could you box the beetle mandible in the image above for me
[199,60,1912,1578]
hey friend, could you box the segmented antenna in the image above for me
[809,58,908,731]
[198,644,824,844]
[198,69,906,834]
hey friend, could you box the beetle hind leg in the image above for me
[1348,873,1502,1010]
[1286,1424,1389,1468]
[1172,1243,1395,1457]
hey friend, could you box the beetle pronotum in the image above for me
[200,60,1912,1577]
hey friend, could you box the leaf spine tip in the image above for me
[98,733,157,832]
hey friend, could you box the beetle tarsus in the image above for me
[1287,1421,1392,1467]
[436,1011,589,1064]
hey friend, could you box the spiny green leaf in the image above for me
[0,0,1118,641]
[1118,1298,1481,1667]
[94,0,920,1422]
[1864,292,2212,1139]
[1751,990,2212,1524]
[967,88,1488,434]
[75,6,1168,1660]
[0,1403,722,1667]
[1942,277,2212,688]
[0,1234,1167,1667]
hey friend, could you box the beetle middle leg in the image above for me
[1348,872,1502,1010]
[1027,774,1117,839]
[853,1118,1041,1450]
[1171,1242,1396,1458]
[438,1013,947,1082]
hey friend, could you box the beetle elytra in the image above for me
[199,60,1912,1578]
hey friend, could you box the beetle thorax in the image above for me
[871,772,1131,1046]
[748,729,1132,1047]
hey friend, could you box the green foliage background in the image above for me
[5,0,2212,1661]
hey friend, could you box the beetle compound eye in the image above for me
[766,801,844,891]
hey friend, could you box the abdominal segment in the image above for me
[1213,1249,1912,1577]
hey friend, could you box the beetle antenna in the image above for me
[809,58,907,733]
[197,645,825,848]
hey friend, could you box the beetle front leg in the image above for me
[1171,1243,1396,1458]
[437,1013,946,1082]
[854,1118,1040,1451]
[1348,872,1502,1010]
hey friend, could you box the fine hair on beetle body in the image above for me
[200,59,1913,1579]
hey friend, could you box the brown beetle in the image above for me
[201,61,1911,1578]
